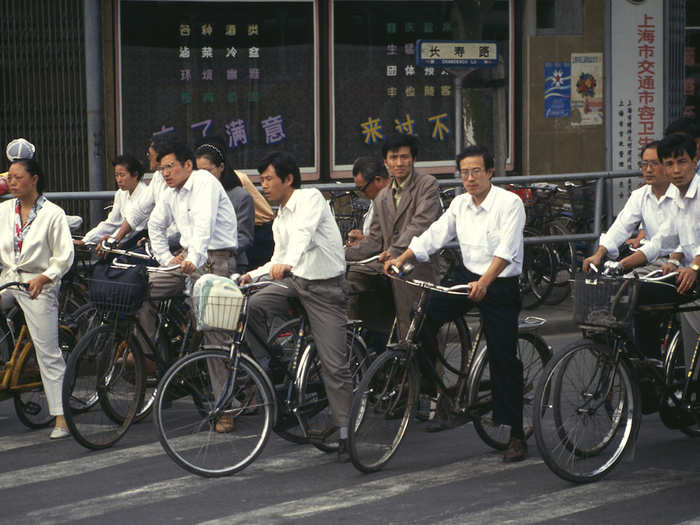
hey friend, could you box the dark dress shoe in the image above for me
[503,437,528,463]
[337,439,351,463]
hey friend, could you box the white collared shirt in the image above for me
[83,181,148,244]
[599,183,679,259]
[248,188,345,280]
[362,201,374,236]
[409,184,525,277]
[148,169,237,268]
[641,175,700,264]
[0,198,74,284]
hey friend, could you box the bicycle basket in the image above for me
[573,273,639,329]
[192,274,243,331]
[88,262,148,314]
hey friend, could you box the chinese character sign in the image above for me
[120,1,317,171]
[610,0,663,189]
[570,53,603,126]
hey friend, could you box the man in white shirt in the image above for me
[138,142,238,431]
[584,141,677,271]
[387,145,528,463]
[240,152,353,462]
[583,141,677,358]
[617,133,700,370]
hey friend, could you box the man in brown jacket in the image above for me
[345,134,441,342]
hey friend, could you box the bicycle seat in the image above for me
[518,316,546,332]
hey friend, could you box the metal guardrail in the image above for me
[19,169,640,247]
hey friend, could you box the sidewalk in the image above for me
[521,295,578,336]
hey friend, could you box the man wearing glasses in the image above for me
[583,140,678,272]
[346,156,391,247]
[345,134,440,342]
[386,145,528,462]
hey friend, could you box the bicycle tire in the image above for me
[542,221,575,306]
[533,339,640,483]
[469,332,551,450]
[435,314,472,383]
[521,228,556,310]
[297,332,370,453]
[62,324,145,450]
[348,349,418,473]
[14,325,76,429]
[662,330,700,436]
[154,349,274,477]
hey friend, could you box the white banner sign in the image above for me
[610,0,664,213]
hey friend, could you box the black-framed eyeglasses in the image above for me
[356,179,372,194]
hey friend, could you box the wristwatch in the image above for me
[666,258,681,268]
[690,263,700,274]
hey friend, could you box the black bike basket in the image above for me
[88,262,148,314]
[573,273,639,329]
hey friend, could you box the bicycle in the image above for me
[346,265,552,473]
[153,274,369,477]
[532,266,700,483]
[61,244,193,450]
[0,281,76,428]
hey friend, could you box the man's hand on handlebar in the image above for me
[346,229,364,247]
[467,280,487,302]
[26,275,51,299]
[269,263,291,281]
[676,267,698,295]
[238,273,252,285]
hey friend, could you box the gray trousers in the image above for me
[245,274,353,427]
[137,252,236,399]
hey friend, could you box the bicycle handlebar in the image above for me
[346,255,380,265]
[386,269,472,296]
[0,281,29,293]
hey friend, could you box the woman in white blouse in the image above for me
[0,159,74,438]
[74,154,148,249]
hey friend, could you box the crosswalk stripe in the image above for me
[434,468,700,525]
[18,446,328,525]
[0,432,291,491]
[674,519,700,525]
[0,429,55,452]
[199,456,543,525]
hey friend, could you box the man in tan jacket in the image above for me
[345,133,441,342]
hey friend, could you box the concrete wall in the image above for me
[521,0,606,175]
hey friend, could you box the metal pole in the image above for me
[83,0,104,226]
[454,73,464,160]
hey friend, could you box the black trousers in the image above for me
[419,264,524,433]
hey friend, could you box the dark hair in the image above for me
[156,141,195,167]
[10,159,45,194]
[456,145,494,172]
[194,136,241,191]
[381,133,419,159]
[257,151,301,188]
[113,153,144,181]
[352,156,389,184]
[664,117,700,139]
[658,133,697,161]
[640,140,661,158]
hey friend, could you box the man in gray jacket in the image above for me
[345,134,441,340]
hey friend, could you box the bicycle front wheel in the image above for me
[662,330,700,436]
[154,349,274,477]
[469,333,551,450]
[533,339,640,483]
[62,324,146,450]
[348,349,417,473]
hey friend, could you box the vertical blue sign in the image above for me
[544,61,571,118]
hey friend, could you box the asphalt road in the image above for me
[1,332,700,525]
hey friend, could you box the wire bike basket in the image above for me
[573,273,639,329]
[192,274,244,332]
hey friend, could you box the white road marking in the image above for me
[17,446,326,525]
[434,468,700,525]
[199,456,543,525]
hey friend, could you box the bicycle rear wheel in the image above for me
[662,330,700,436]
[297,334,370,452]
[469,333,551,449]
[62,324,146,449]
[14,325,76,429]
[154,349,274,477]
[348,349,417,473]
[533,339,640,483]
[521,229,555,310]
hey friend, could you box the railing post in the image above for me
[593,176,604,238]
